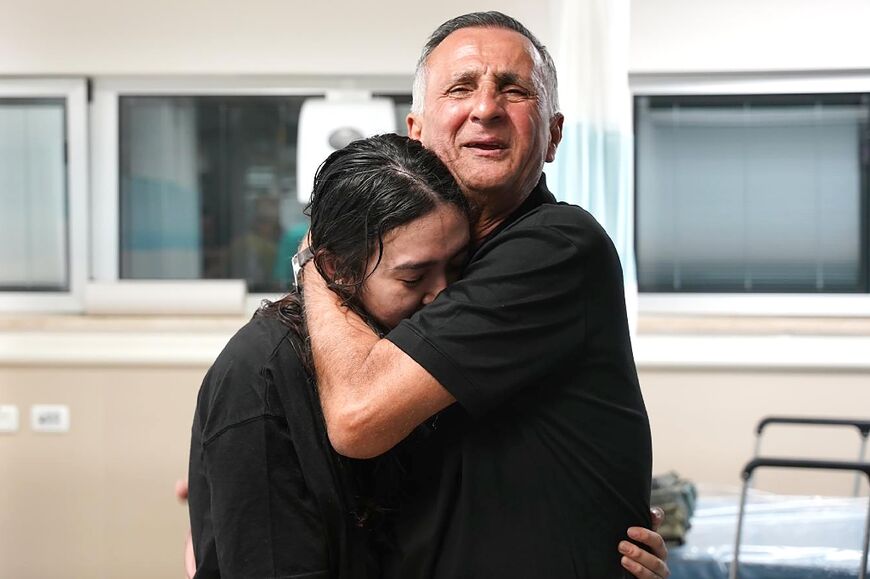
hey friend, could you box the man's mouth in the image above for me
[464,140,507,151]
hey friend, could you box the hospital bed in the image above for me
[668,417,870,579]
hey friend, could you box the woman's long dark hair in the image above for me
[259,133,468,369]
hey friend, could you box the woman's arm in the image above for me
[174,480,196,579]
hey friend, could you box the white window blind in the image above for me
[0,99,68,290]
[636,94,869,293]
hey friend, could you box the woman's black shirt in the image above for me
[188,313,374,579]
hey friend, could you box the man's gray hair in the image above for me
[411,11,560,119]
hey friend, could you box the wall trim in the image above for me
[2,322,870,370]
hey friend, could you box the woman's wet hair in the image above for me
[309,133,468,305]
[260,134,468,352]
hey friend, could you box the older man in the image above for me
[303,11,661,579]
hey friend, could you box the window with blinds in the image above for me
[635,94,870,293]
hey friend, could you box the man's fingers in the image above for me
[620,554,661,579]
[620,535,670,579]
[628,526,668,560]
[650,506,665,531]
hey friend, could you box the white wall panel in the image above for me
[0,1,551,75]
[631,0,870,73]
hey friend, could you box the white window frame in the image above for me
[0,78,89,313]
[89,75,412,314]
[630,70,870,317]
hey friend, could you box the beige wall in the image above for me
[0,364,204,579]
[642,367,870,497]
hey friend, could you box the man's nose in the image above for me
[470,85,504,123]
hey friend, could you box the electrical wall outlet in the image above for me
[31,405,70,433]
[0,405,19,433]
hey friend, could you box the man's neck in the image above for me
[467,186,535,244]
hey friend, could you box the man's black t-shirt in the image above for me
[384,177,652,578]
[188,314,369,579]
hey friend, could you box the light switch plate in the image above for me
[31,405,70,433]
[0,405,19,433]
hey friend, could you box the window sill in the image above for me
[0,314,245,367]
[2,314,870,371]
[640,293,870,318]
[634,312,870,370]
[634,333,870,371]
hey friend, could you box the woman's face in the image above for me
[359,204,470,330]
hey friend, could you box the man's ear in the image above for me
[545,113,564,163]
[407,112,423,141]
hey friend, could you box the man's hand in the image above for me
[620,507,670,579]
[175,479,196,579]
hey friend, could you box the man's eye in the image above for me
[504,87,530,97]
[447,86,472,95]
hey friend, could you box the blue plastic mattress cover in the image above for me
[670,491,868,579]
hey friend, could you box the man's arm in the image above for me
[304,265,454,459]
[305,215,594,458]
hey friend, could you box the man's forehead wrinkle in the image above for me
[447,69,481,84]
[433,33,535,70]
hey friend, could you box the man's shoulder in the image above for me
[485,200,609,257]
[523,199,603,231]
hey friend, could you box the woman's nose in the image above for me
[421,276,449,306]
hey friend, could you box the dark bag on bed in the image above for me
[650,471,697,545]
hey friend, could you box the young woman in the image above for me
[187,134,668,579]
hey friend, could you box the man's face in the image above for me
[407,27,562,204]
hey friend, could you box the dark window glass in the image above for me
[635,94,870,293]
[120,95,411,293]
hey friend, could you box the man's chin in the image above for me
[455,167,512,192]
[457,177,514,200]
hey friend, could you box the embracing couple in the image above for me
[187,11,669,579]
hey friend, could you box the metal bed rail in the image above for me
[753,416,870,496]
[728,457,870,579]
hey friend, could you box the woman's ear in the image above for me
[314,251,340,283]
